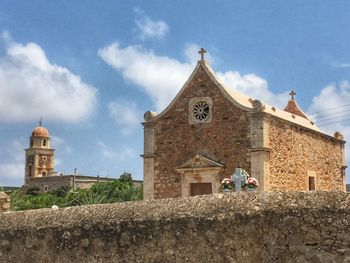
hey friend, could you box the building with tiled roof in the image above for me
[142,48,346,199]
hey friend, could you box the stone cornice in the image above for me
[249,147,271,153]
[140,154,156,158]
[176,166,223,173]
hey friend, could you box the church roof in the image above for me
[202,60,321,132]
[146,53,335,137]
[31,126,49,137]
[31,118,49,137]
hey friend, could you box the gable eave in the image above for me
[200,61,255,112]
[145,61,203,122]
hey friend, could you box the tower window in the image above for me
[30,139,33,147]
[28,165,32,177]
[42,171,47,177]
[43,139,47,146]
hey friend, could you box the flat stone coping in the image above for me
[0,191,349,231]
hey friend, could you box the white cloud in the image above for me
[308,81,350,123]
[96,140,136,162]
[0,34,97,123]
[98,43,193,111]
[307,81,350,164]
[134,7,169,40]
[216,71,288,108]
[0,162,24,186]
[0,139,25,186]
[99,42,289,111]
[108,100,140,135]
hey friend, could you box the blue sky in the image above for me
[1,1,350,186]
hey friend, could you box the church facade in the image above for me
[142,48,346,200]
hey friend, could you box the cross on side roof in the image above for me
[289,90,296,100]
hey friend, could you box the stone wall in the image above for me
[24,175,129,193]
[0,191,349,263]
[269,117,345,191]
[25,175,72,193]
[153,64,251,198]
[0,192,10,212]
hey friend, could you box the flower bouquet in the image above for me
[221,178,235,192]
[244,177,259,190]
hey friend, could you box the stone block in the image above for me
[0,192,10,212]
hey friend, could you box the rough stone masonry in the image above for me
[0,191,349,263]
[0,192,10,212]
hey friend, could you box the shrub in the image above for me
[26,187,41,196]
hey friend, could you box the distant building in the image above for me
[23,122,140,193]
[25,121,55,183]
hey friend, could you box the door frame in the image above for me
[190,182,213,196]
[179,170,221,197]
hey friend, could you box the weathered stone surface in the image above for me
[143,60,345,199]
[269,118,344,191]
[0,192,10,212]
[0,191,349,262]
[153,65,251,198]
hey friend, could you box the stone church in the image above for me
[142,48,346,200]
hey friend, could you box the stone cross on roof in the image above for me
[39,117,43,127]
[198,47,207,61]
[289,90,296,100]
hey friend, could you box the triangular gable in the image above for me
[144,58,328,136]
[284,99,309,120]
[176,155,223,172]
[147,60,255,123]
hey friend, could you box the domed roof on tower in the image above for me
[31,118,49,137]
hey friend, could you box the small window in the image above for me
[42,171,47,177]
[43,139,47,147]
[28,165,33,177]
[30,139,33,147]
[44,185,49,192]
[308,176,315,191]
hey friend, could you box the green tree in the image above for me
[10,173,143,211]
[119,171,133,185]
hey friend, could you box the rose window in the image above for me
[193,101,210,121]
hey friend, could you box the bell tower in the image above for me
[24,120,55,184]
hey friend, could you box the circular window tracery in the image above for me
[189,97,212,124]
[193,101,210,121]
